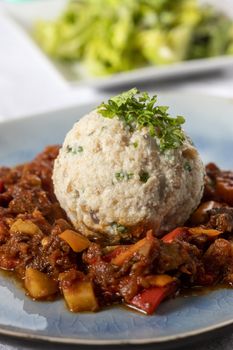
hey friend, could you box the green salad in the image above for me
[34,0,233,76]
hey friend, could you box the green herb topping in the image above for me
[66,145,83,154]
[184,161,192,172]
[139,171,150,183]
[115,171,134,182]
[98,88,185,151]
[111,223,128,234]
[133,141,139,148]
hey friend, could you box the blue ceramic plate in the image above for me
[0,92,233,346]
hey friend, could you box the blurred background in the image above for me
[0,0,233,119]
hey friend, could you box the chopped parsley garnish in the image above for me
[98,88,185,151]
[133,141,138,148]
[66,145,83,154]
[127,173,134,180]
[115,171,134,182]
[111,223,128,234]
[139,171,150,183]
[184,161,192,172]
[115,171,125,182]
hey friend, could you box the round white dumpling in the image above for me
[53,110,205,244]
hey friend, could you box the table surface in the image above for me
[1,2,233,349]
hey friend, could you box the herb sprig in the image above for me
[66,145,83,154]
[98,88,185,151]
[111,223,128,234]
[115,171,134,182]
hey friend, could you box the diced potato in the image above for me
[25,267,58,299]
[59,230,90,252]
[10,219,42,235]
[188,227,222,237]
[145,274,175,287]
[61,280,98,312]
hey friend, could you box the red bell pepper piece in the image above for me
[161,227,187,243]
[129,286,170,315]
[0,180,4,193]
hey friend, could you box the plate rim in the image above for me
[0,315,233,345]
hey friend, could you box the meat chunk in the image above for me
[204,163,233,206]
[9,188,52,215]
[157,241,201,275]
[207,207,233,232]
[204,239,232,275]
